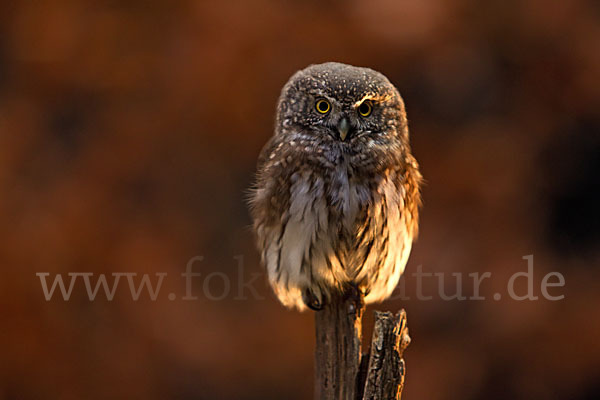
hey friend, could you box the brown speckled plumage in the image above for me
[249,62,422,311]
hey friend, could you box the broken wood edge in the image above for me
[360,310,410,400]
[314,297,410,400]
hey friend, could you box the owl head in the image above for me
[275,62,409,149]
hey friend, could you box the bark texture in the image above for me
[314,292,364,400]
[361,310,410,400]
[314,293,410,400]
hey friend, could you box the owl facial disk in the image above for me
[338,117,350,141]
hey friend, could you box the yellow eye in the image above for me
[358,101,372,117]
[315,99,331,114]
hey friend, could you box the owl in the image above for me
[249,62,421,311]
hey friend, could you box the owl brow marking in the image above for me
[353,93,393,107]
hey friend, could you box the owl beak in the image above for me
[338,118,350,141]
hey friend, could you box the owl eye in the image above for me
[315,99,331,114]
[358,101,372,117]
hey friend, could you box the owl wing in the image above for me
[255,133,282,172]
[251,132,343,309]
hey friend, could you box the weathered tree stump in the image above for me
[361,311,411,399]
[315,292,410,400]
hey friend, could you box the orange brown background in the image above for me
[1,1,599,399]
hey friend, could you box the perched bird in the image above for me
[249,62,422,311]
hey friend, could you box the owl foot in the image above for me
[302,288,324,311]
[345,284,365,315]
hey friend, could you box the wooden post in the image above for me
[361,310,411,399]
[314,292,364,400]
[314,292,410,400]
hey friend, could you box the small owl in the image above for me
[249,62,421,311]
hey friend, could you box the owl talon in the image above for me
[302,288,324,311]
[345,284,365,313]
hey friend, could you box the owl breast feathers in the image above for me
[250,62,422,311]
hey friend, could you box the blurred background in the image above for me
[1,0,599,399]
